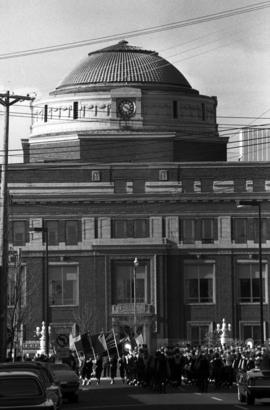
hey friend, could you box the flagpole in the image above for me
[99,331,110,359]
[89,335,96,361]
[112,328,120,359]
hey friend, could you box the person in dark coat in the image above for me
[118,354,127,383]
[211,352,224,389]
[196,352,210,393]
[93,354,103,384]
[109,354,118,384]
[154,350,170,393]
[84,357,93,385]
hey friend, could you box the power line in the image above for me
[0,1,269,60]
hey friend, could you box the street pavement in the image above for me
[62,378,270,409]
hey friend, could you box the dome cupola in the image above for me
[54,40,194,94]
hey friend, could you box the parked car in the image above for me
[46,362,80,403]
[237,367,270,405]
[0,370,55,409]
[0,361,62,410]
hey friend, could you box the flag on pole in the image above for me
[98,331,118,352]
[81,333,92,356]
[135,333,144,347]
[89,333,106,355]
[72,334,82,353]
[112,328,120,359]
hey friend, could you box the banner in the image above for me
[89,333,106,355]
[72,334,82,353]
[98,331,118,352]
[81,333,92,356]
[135,333,144,347]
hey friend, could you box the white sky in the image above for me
[0,0,270,162]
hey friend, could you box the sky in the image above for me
[0,0,270,162]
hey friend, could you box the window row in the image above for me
[7,261,268,308]
[184,261,268,304]
[10,220,81,246]
[231,217,270,243]
[10,217,270,246]
[188,322,264,346]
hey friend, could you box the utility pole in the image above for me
[0,91,34,361]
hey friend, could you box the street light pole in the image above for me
[133,257,139,337]
[257,202,264,346]
[0,91,34,362]
[237,200,264,345]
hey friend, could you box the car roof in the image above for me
[0,361,55,381]
[0,370,41,377]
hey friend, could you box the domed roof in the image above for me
[55,40,193,92]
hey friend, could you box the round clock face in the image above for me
[118,99,135,119]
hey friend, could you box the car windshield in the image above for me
[0,377,42,397]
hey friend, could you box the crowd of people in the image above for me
[76,343,270,393]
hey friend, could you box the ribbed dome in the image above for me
[55,40,192,92]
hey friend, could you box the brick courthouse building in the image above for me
[7,41,270,350]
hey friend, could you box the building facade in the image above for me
[228,127,270,162]
[7,41,270,351]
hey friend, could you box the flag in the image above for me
[135,333,144,346]
[81,333,92,356]
[72,334,82,353]
[119,335,137,352]
[89,333,106,355]
[98,331,118,352]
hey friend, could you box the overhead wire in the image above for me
[0,3,269,161]
[0,110,270,161]
[0,1,269,60]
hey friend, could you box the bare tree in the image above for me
[7,250,36,359]
[72,300,95,334]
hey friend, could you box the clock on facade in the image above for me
[118,99,136,119]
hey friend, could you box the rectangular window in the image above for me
[111,262,147,304]
[201,219,216,243]
[213,180,234,193]
[44,104,48,122]
[65,221,79,245]
[189,324,209,345]
[202,103,206,121]
[12,221,27,246]
[184,263,215,303]
[253,218,270,243]
[182,219,196,243]
[238,262,267,303]
[73,101,79,119]
[8,265,26,307]
[193,180,202,192]
[112,220,129,238]
[173,101,178,119]
[49,264,78,306]
[242,324,261,345]
[134,219,149,238]
[111,219,149,238]
[246,180,253,192]
[46,221,58,245]
[231,218,248,243]
[159,170,168,181]
[92,170,100,181]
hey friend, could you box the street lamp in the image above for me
[216,318,232,346]
[36,321,51,356]
[237,200,264,345]
[133,257,139,336]
[32,226,50,356]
